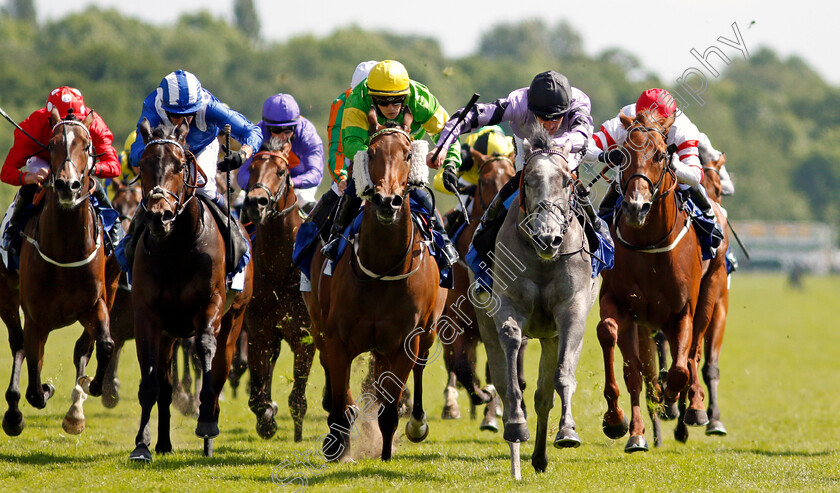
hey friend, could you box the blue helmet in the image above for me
[158,69,204,115]
[262,94,300,127]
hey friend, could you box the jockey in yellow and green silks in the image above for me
[322,60,462,265]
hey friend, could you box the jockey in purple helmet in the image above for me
[237,93,324,211]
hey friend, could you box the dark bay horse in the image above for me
[128,120,253,461]
[0,108,120,436]
[440,147,515,430]
[304,109,446,461]
[242,138,314,442]
[597,110,716,452]
[472,131,599,478]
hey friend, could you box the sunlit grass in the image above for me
[1,273,839,491]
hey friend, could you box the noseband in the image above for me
[48,119,97,206]
[140,138,199,224]
[246,151,298,217]
[518,149,576,243]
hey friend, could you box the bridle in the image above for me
[517,149,578,250]
[619,124,676,203]
[358,127,414,199]
[139,138,200,225]
[246,151,298,218]
[48,119,97,207]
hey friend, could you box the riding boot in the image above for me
[2,185,38,257]
[306,188,340,230]
[689,184,724,250]
[578,191,612,241]
[321,192,361,261]
[430,209,459,267]
[92,180,125,248]
[597,184,621,218]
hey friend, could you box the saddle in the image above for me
[199,195,250,276]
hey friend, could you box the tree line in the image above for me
[1,7,838,238]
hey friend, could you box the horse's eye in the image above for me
[406,152,412,162]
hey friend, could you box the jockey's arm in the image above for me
[209,102,262,160]
[89,114,120,179]
[290,120,325,190]
[719,164,735,195]
[1,113,48,186]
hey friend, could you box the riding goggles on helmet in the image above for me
[268,125,295,134]
[372,95,406,106]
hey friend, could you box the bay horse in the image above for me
[0,108,120,436]
[242,137,314,442]
[472,130,599,478]
[440,147,516,430]
[128,119,253,461]
[596,110,716,453]
[303,108,446,461]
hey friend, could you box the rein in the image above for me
[247,151,298,218]
[45,119,97,207]
[139,138,198,224]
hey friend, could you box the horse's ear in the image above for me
[561,140,572,155]
[619,111,633,129]
[469,147,486,166]
[82,110,95,128]
[367,106,382,133]
[660,115,676,133]
[401,105,413,132]
[49,107,61,127]
[138,118,153,144]
[717,152,726,167]
[174,121,189,143]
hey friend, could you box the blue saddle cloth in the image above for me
[466,190,614,293]
[292,197,453,288]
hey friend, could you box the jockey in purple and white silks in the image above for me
[432,70,608,241]
[236,93,324,211]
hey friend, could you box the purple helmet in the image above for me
[262,93,300,127]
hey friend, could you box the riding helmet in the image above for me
[158,69,205,115]
[262,93,301,127]
[636,88,677,118]
[366,60,411,97]
[527,71,571,120]
[46,86,88,119]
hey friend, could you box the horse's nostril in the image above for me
[391,195,403,209]
[551,236,563,248]
[640,203,651,215]
[162,210,175,222]
[70,180,82,191]
[257,197,269,207]
[371,194,384,207]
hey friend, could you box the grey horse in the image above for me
[472,130,600,479]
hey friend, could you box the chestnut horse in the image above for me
[242,138,314,442]
[128,120,253,461]
[440,147,516,430]
[304,109,446,461]
[0,108,120,436]
[597,110,719,452]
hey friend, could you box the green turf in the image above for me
[1,273,838,492]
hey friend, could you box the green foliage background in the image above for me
[1,8,839,235]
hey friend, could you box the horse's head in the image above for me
[137,118,194,238]
[702,152,726,203]
[518,129,575,260]
[243,138,294,223]
[360,106,414,225]
[110,177,143,233]
[47,107,96,207]
[618,110,676,227]
[471,147,515,215]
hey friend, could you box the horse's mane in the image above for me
[261,136,288,153]
[633,109,673,130]
[529,127,554,153]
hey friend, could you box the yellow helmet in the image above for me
[366,60,410,97]
[123,130,137,153]
[466,127,515,157]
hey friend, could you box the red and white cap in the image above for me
[636,88,677,118]
[45,86,89,119]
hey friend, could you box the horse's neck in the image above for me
[254,190,299,269]
[358,201,415,272]
[146,198,205,253]
[620,182,682,244]
[39,194,97,253]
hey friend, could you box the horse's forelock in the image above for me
[529,127,554,153]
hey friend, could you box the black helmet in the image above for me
[527,71,571,120]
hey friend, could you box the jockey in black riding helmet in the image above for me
[321,60,462,266]
[432,70,607,255]
[583,88,725,254]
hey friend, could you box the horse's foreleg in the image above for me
[195,317,222,440]
[155,336,176,455]
[531,338,558,474]
[228,329,248,398]
[289,336,315,443]
[703,291,728,436]
[596,315,627,439]
[130,312,161,462]
[405,329,434,445]
[497,316,528,443]
[376,346,414,462]
[663,314,692,408]
[247,319,282,440]
[553,305,587,450]
[617,323,648,452]
[441,370,460,420]
[23,323,54,410]
[84,298,115,397]
[62,331,95,434]
[2,304,26,436]
[323,340,353,462]
[102,338,125,409]
[638,326,663,448]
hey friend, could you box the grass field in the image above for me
[1,273,839,492]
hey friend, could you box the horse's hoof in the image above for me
[102,391,119,409]
[256,415,278,439]
[624,435,649,453]
[503,421,529,443]
[480,417,499,432]
[129,444,152,463]
[2,410,24,436]
[322,434,346,462]
[659,402,679,420]
[705,419,727,436]
[405,415,429,443]
[602,417,629,439]
[172,391,194,417]
[155,442,173,455]
[683,408,710,427]
[441,404,461,420]
[61,415,85,435]
[195,421,220,439]
[531,453,548,473]
[87,378,103,397]
[554,427,581,448]
[470,385,495,406]
[674,423,689,443]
